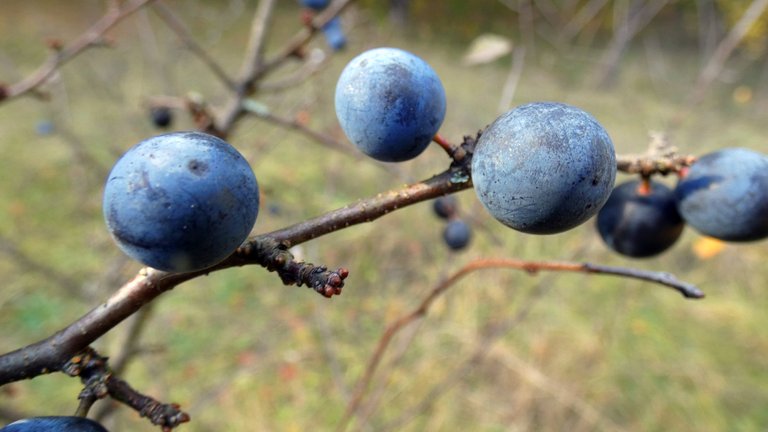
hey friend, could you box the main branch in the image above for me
[0,133,705,386]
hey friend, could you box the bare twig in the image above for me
[594,0,670,89]
[0,0,157,103]
[217,0,278,133]
[338,255,703,431]
[151,2,236,91]
[557,0,610,44]
[244,107,358,157]
[616,131,696,176]
[259,49,328,92]
[259,0,357,76]
[679,0,768,121]
[497,44,527,113]
[216,0,357,134]
[91,305,156,423]
[264,163,474,245]
[0,237,348,384]
[64,347,189,430]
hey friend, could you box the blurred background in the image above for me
[1,1,767,431]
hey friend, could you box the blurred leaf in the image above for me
[462,33,513,66]
[693,237,727,259]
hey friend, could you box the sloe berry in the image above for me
[472,102,616,234]
[597,179,684,257]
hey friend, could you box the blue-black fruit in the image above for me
[674,147,768,242]
[596,179,684,258]
[35,120,55,136]
[472,102,616,234]
[103,131,260,272]
[433,195,458,220]
[443,219,472,250]
[335,47,446,162]
[300,0,330,11]
[150,106,173,129]
[322,16,347,51]
[0,416,108,432]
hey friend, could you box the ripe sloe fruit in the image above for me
[150,106,173,129]
[596,179,684,258]
[443,219,472,250]
[0,416,108,432]
[335,47,446,162]
[674,147,768,241]
[35,120,55,136]
[433,195,458,220]
[472,102,616,234]
[103,131,260,272]
[322,17,347,51]
[300,0,330,10]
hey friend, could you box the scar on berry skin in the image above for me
[187,159,208,176]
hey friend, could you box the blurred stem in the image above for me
[673,0,768,128]
[338,256,703,431]
[151,2,236,91]
[217,0,357,134]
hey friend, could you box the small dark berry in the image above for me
[150,106,173,129]
[597,179,684,258]
[443,219,472,251]
[433,195,458,220]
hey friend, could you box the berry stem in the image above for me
[432,133,454,154]
[433,133,468,162]
[637,176,652,195]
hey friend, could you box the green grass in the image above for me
[1,1,768,431]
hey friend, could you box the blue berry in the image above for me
[472,102,616,234]
[103,131,260,272]
[443,219,472,250]
[300,0,330,10]
[35,120,55,136]
[1,416,108,432]
[150,106,173,129]
[596,179,684,257]
[674,147,768,241]
[335,47,446,162]
[432,195,458,220]
[322,17,347,51]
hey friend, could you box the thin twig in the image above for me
[259,0,357,76]
[216,0,357,134]
[0,0,157,103]
[64,347,189,429]
[337,256,703,431]
[151,2,236,91]
[245,108,357,157]
[258,49,328,92]
[616,132,696,176]
[673,0,768,128]
[91,305,156,423]
[217,0,278,133]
